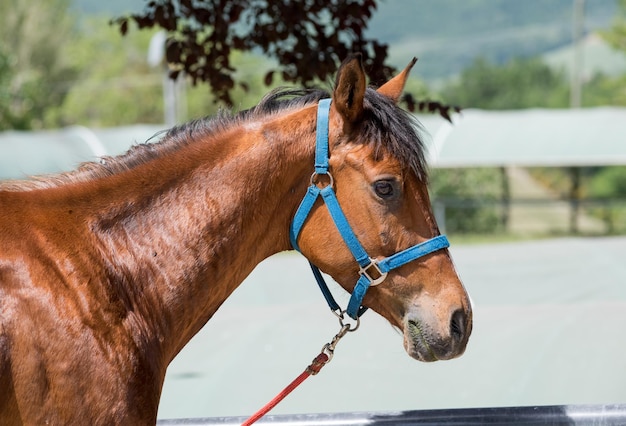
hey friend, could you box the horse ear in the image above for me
[332,54,366,125]
[377,57,418,103]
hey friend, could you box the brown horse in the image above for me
[0,55,472,425]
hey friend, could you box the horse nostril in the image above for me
[450,309,466,342]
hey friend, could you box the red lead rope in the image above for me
[241,352,330,426]
[242,317,358,425]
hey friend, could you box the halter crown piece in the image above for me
[290,98,450,320]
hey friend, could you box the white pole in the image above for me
[570,0,585,108]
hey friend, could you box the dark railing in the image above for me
[432,197,626,235]
[157,404,626,425]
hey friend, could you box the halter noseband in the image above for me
[290,98,450,320]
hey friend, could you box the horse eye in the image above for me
[373,180,395,199]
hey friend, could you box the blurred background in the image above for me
[2,0,626,238]
[1,0,625,421]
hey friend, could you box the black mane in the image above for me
[166,86,428,180]
[2,87,428,191]
[360,87,428,181]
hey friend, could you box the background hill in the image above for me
[72,0,618,82]
[365,0,617,81]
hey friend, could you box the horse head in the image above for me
[293,55,472,362]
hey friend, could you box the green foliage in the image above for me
[0,48,14,129]
[52,19,165,127]
[588,166,626,198]
[602,0,626,52]
[403,76,434,101]
[584,3,626,109]
[441,57,569,109]
[586,166,626,234]
[430,168,503,233]
[532,166,626,201]
[530,166,626,235]
[528,167,573,198]
[0,0,77,130]
[582,73,626,107]
[51,18,298,127]
[0,4,329,129]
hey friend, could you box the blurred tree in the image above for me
[0,48,14,129]
[54,18,295,127]
[429,168,503,234]
[589,167,626,198]
[582,72,626,106]
[53,19,165,127]
[603,0,626,51]
[0,0,77,130]
[114,0,389,106]
[592,0,626,107]
[114,0,456,119]
[587,166,626,234]
[441,56,569,109]
[434,56,570,235]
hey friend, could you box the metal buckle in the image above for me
[359,258,388,286]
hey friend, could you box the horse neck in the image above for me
[82,106,317,362]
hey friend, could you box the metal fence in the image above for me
[433,197,626,235]
[158,404,626,425]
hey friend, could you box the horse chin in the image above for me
[403,319,440,362]
[403,318,468,362]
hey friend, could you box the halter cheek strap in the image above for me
[290,98,450,320]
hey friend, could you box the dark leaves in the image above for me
[118,18,128,36]
[113,0,457,119]
[165,39,181,64]
[402,93,462,123]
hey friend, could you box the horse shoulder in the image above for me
[0,258,160,424]
[0,197,160,424]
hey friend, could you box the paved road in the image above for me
[157,237,626,420]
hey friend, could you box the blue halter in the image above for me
[290,98,450,320]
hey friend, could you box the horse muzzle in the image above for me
[402,303,472,362]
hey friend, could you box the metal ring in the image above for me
[310,171,334,189]
[337,311,360,332]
